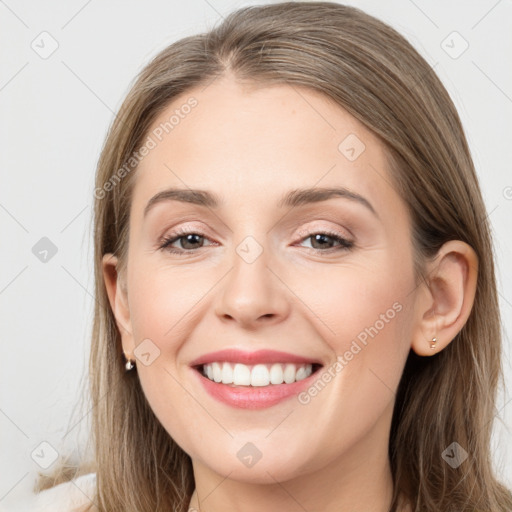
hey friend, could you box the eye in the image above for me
[295,230,354,253]
[158,228,215,255]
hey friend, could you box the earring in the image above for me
[124,353,135,371]
[430,337,437,350]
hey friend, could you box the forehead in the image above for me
[130,76,401,220]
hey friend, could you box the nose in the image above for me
[214,244,291,330]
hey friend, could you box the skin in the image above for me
[103,75,478,512]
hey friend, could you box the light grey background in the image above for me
[1,0,511,509]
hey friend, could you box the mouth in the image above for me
[189,349,326,409]
[192,362,323,387]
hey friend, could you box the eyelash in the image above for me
[158,227,354,256]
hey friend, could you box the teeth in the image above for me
[202,362,314,386]
[233,363,251,385]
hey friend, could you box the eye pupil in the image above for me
[311,233,334,249]
[181,234,203,249]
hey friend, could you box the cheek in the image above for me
[128,263,210,344]
[289,259,409,341]
[293,268,413,446]
[125,267,209,438]
[290,259,413,394]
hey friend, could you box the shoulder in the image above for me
[31,472,97,512]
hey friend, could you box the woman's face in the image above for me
[107,75,422,483]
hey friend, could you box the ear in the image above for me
[411,240,478,356]
[102,253,135,358]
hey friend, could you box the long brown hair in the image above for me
[36,2,512,511]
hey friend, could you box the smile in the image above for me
[199,362,322,387]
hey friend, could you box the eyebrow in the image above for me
[143,186,378,218]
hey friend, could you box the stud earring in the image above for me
[430,337,437,350]
[124,353,135,371]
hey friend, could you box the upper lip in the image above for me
[190,349,324,367]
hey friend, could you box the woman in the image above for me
[32,2,512,511]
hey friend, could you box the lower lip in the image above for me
[191,366,321,410]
